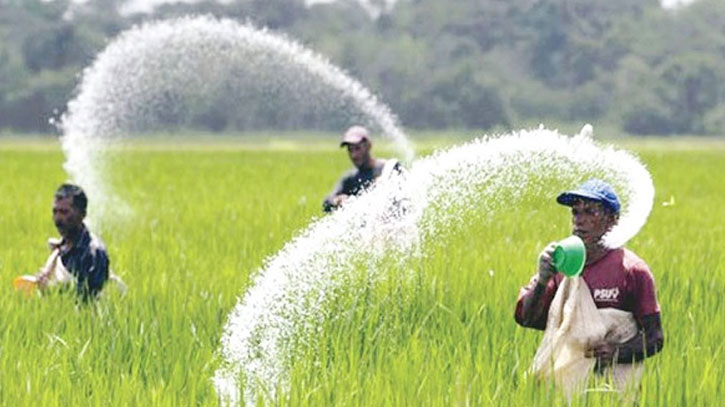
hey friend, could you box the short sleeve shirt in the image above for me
[515,247,660,328]
[60,226,110,299]
[322,159,401,212]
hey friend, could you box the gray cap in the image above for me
[340,126,370,147]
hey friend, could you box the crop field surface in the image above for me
[0,136,723,406]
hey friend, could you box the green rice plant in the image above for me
[0,138,722,406]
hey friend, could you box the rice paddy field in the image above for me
[0,135,723,406]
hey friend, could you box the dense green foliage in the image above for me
[0,137,723,405]
[1,0,724,134]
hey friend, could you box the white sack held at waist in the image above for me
[39,244,127,295]
[531,277,643,400]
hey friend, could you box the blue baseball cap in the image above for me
[556,179,621,214]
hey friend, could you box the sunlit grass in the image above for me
[0,137,722,406]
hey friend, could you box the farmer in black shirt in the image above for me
[322,126,401,212]
[37,184,109,300]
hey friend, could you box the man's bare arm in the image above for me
[515,243,557,328]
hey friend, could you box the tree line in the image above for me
[1,0,724,135]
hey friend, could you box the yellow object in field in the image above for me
[13,247,62,297]
[13,275,39,296]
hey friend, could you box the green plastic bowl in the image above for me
[552,235,587,277]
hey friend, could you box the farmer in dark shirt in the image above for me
[322,126,401,212]
[515,179,663,370]
[37,183,109,300]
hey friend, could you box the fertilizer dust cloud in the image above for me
[59,16,413,227]
[54,15,655,407]
[214,126,655,406]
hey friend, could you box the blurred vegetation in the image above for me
[0,0,724,135]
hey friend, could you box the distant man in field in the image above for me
[322,125,402,212]
[35,183,110,300]
[515,179,663,373]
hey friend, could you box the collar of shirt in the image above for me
[60,226,91,256]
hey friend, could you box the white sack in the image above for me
[40,248,76,287]
[41,246,127,295]
[531,277,643,400]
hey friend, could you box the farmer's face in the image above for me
[53,197,84,238]
[570,199,617,247]
[347,140,371,169]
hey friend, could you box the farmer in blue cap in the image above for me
[515,179,664,371]
[322,125,402,212]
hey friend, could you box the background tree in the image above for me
[0,0,723,135]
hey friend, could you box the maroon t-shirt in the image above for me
[515,247,660,330]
